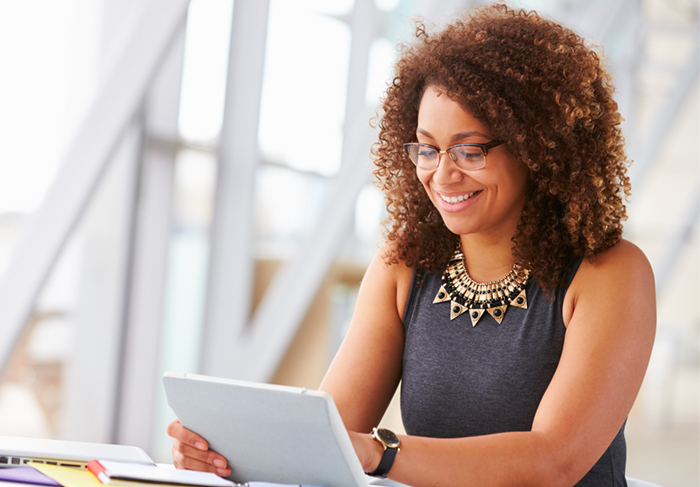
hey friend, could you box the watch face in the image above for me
[376,428,400,448]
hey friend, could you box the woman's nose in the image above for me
[432,152,464,185]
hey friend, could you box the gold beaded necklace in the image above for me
[433,248,530,326]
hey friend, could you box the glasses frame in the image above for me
[403,140,504,170]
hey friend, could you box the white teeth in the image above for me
[440,191,478,204]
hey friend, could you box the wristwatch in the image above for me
[365,427,401,478]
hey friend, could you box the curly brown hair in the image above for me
[373,3,630,292]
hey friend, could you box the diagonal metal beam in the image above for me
[0,0,191,376]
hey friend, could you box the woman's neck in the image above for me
[459,234,517,283]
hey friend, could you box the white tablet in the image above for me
[162,372,372,487]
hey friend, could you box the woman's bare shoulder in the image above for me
[578,239,653,282]
[372,240,415,281]
[371,241,416,320]
[564,238,655,326]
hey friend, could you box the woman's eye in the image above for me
[418,148,436,158]
[454,147,482,161]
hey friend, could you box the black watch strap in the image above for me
[366,446,398,478]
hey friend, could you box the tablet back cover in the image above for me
[162,372,368,487]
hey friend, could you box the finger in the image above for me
[171,440,223,474]
[176,455,231,477]
[166,419,181,438]
[172,439,209,463]
[172,439,229,471]
[167,419,209,451]
[172,449,218,473]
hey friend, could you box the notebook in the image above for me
[0,436,155,469]
[162,372,411,487]
[86,460,233,487]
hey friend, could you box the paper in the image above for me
[248,484,320,487]
[247,484,319,487]
[96,461,233,487]
[31,465,103,487]
[0,467,61,486]
[27,468,317,487]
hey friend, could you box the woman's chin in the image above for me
[441,220,476,237]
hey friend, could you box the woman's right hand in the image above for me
[166,419,231,476]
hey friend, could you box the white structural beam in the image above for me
[613,1,643,141]
[200,0,271,377]
[115,26,186,451]
[629,40,699,188]
[60,122,143,443]
[576,0,630,44]
[212,0,381,382]
[0,0,191,376]
[341,0,382,141]
[654,185,700,295]
[414,0,472,21]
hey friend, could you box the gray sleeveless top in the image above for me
[401,261,627,486]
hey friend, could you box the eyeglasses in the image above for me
[403,140,504,171]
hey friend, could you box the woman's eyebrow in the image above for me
[416,128,489,141]
[416,128,435,139]
[450,131,490,142]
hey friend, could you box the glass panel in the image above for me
[365,37,395,106]
[258,0,351,176]
[178,0,234,142]
[151,148,217,462]
[0,0,76,278]
[255,164,328,259]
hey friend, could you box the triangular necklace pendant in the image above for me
[433,247,529,326]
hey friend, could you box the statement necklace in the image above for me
[433,248,530,326]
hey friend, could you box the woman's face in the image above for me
[415,86,529,242]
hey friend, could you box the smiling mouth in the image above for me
[438,190,481,204]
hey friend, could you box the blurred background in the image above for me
[0,0,697,485]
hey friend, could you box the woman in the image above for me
[168,5,656,486]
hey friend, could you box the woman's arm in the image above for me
[319,245,413,432]
[341,240,656,487]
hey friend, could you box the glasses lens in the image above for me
[407,145,438,168]
[449,145,486,170]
